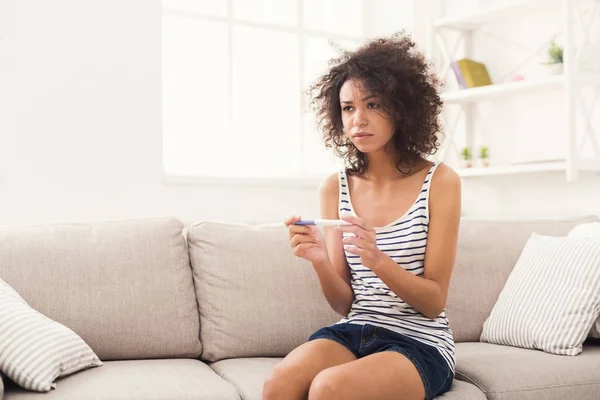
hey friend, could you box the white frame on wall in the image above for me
[160,0,366,186]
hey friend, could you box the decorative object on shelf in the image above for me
[460,147,473,168]
[479,146,490,167]
[429,0,600,181]
[452,58,493,88]
[542,40,563,75]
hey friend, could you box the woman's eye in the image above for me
[343,106,353,112]
[367,102,380,109]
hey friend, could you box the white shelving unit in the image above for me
[427,0,600,180]
[433,0,556,31]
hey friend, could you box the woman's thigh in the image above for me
[262,337,356,400]
[309,351,426,400]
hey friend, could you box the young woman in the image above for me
[262,33,461,400]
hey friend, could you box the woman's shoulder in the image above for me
[429,162,461,206]
[318,171,344,217]
[431,162,460,186]
[318,171,342,198]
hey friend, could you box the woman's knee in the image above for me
[262,363,305,400]
[308,368,345,400]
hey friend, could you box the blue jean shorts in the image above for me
[308,322,454,399]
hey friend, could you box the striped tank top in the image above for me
[335,162,456,372]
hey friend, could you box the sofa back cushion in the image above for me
[446,215,600,342]
[0,217,201,360]
[187,222,340,362]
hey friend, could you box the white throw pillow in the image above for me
[480,233,600,354]
[0,279,102,392]
[568,222,600,338]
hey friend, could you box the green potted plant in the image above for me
[479,146,490,167]
[460,147,472,168]
[543,40,563,75]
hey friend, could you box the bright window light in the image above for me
[161,0,412,180]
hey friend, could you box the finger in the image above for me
[293,243,316,256]
[340,214,371,231]
[336,224,376,241]
[341,235,368,249]
[291,234,317,248]
[343,245,364,256]
[288,224,311,240]
[335,224,373,240]
[284,215,301,227]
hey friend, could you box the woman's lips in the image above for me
[353,132,374,140]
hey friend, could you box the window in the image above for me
[161,0,417,182]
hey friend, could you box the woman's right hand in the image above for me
[285,216,329,265]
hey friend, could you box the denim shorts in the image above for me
[308,322,454,400]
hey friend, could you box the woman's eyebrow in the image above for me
[341,95,377,104]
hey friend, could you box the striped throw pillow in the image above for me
[0,279,102,392]
[568,222,600,338]
[480,233,600,355]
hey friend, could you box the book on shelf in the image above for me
[451,58,493,89]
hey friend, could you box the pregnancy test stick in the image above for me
[294,219,352,227]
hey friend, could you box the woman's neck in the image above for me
[362,150,425,183]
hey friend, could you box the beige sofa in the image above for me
[1,215,599,400]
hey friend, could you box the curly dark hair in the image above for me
[307,32,443,175]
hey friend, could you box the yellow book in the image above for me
[457,59,492,88]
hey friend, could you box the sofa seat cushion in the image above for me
[3,359,240,400]
[210,357,280,400]
[437,380,487,399]
[455,342,600,400]
[209,357,486,400]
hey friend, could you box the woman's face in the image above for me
[339,79,395,154]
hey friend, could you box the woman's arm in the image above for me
[339,165,461,319]
[310,173,355,316]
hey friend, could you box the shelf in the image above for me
[441,72,600,105]
[434,0,555,31]
[441,75,565,104]
[457,161,567,177]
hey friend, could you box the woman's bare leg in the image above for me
[308,351,427,400]
[262,338,356,400]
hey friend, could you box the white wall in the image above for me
[0,0,320,226]
[0,0,597,228]
[0,0,417,227]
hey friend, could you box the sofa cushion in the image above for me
[0,279,102,392]
[455,342,600,400]
[209,357,486,400]
[436,380,487,400]
[568,221,600,338]
[187,221,340,362]
[211,357,280,400]
[480,234,600,356]
[3,359,240,400]
[446,215,600,342]
[0,217,201,360]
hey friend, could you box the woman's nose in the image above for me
[353,108,368,127]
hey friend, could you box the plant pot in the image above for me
[542,63,563,76]
[479,159,490,167]
[462,160,473,168]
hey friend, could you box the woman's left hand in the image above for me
[336,214,388,271]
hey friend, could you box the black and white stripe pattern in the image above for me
[335,163,456,372]
[0,279,102,392]
[480,233,600,355]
